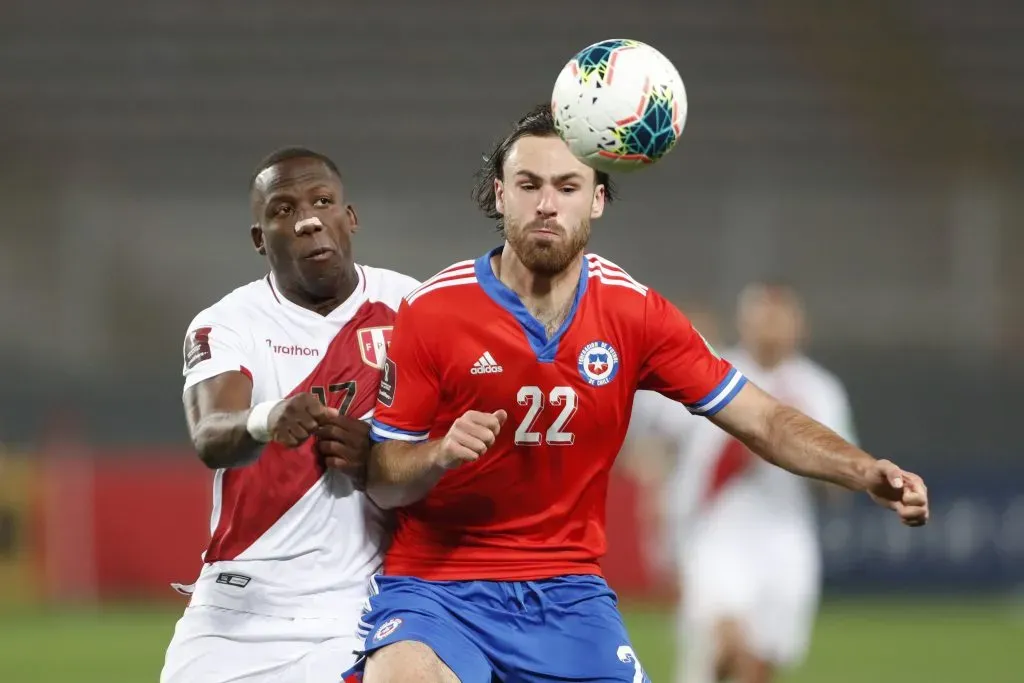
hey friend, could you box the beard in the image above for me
[505,216,591,276]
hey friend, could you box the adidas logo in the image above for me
[470,352,504,375]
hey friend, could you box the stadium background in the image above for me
[1,1,1022,681]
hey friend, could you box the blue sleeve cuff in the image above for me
[686,368,747,416]
[370,418,430,443]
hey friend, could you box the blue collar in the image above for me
[473,246,589,363]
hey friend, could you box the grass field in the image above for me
[0,598,1021,682]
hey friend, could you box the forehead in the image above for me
[253,158,341,199]
[503,135,595,180]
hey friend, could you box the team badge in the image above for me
[577,341,619,387]
[374,617,403,642]
[357,326,393,369]
[184,326,212,369]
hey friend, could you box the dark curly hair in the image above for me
[471,103,616,234]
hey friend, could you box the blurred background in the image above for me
[0,0,1022,681]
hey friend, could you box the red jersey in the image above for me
[370,248,746,581]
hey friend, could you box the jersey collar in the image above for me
[266,265,367,323]
[473,246,588,363]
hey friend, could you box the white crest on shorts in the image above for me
[374,617,403,642]
[294,216,323,234]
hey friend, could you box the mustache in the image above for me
[523,219,565,234]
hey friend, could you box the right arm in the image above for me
[368,410,507,510]
[184,371,262,469]
[181,318,260,469]
[363,297,505,509]
[181,315,336,470]
[367,440,445,510]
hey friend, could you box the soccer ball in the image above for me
[551,39,687,174]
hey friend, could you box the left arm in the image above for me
[636,289,928,527]
[708,381,872,491]
[710,382,929,526]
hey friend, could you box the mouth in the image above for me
[529,225,562,237]
[303,246,336,262]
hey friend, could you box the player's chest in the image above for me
[251,305,397,412]
[442,318,634,432]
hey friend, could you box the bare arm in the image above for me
[709,382,874,491]
[184,371,261,469]
[367,409,508,510]
[367,439,446,510]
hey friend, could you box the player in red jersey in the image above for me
[344,104,930,683]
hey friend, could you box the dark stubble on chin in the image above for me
[505,217,591,276]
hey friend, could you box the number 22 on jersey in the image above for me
[514,385,578,446]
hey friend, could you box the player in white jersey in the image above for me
[160,148,420,683]
[629,281,856,683]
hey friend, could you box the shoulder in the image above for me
[359,264,421,312]
[584,253,650,299]
[403,259,479,308]
[186,277,273,332]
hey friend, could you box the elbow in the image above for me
[193,432,225,470]
[191,426,254,470]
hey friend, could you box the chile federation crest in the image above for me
[578,341,620,387]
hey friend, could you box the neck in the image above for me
[493,244,582,337]
[275,265,359,317]
[494,243,582,302]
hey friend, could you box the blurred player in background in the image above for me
[628,281,857,683]
[344,104,928,683]
[160,148,419,683]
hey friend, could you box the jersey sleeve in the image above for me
[638,290,747,416]
[181,309,254,393]
[369,299,440,443]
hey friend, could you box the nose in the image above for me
[293,215,324,236]
[535,187,558,217]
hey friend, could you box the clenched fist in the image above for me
[267,393,339,448]
[315,415,372,489]
[865,459,930,527]
[434,409,508,470]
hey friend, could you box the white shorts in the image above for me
[679,522,821,670]
[160,604,362,683]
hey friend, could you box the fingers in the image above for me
[438,409,507,470]
[897,471,929,526]
[446,442,484,466]
[310,402,341,425]
[874,459,904,489]
[895,501,929,526]
[870,464,929,526]
[315,418,371,447]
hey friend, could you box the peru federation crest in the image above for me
[577,341,620,387]
[357,326,393,369]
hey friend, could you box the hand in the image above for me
[434,409,507,470]
[865,459,929,527]
[315,415,371,489]
[267,393,339,448]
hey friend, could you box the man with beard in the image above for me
[344,105,930,683]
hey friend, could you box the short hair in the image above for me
[471,103,616,233]
[249,147,342,191]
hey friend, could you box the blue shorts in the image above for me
[345,574,650,683]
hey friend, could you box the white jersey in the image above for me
[178,264,419,620]
[630,348,856,540]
